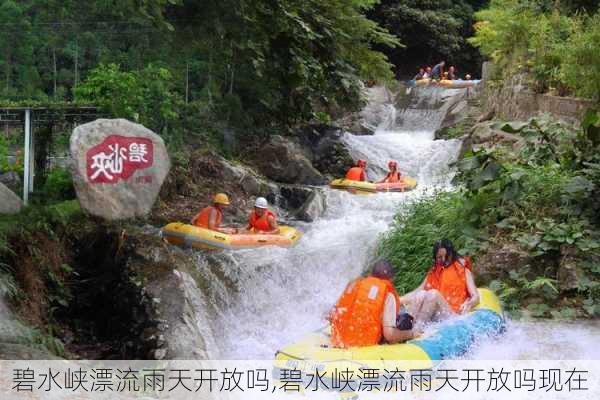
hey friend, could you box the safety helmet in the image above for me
[357,159,367,168]
[388,160,397,169]
[254,197,268,209]
[213,193,230,205]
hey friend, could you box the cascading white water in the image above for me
[195,86,463,359]
[190,85,599,361]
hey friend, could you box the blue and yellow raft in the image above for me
[275,288,504,381]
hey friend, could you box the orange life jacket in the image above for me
[345,167,365,181]
[424,257,472,313]
[249,209,276,232]
[331,276,400,348]
[194,206,222,229]
[384,171,401,183]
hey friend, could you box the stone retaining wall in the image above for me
[481,62,596,124]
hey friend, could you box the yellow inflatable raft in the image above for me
[329,176,417,194]
[161,222,302,251]
[275,288,504,384]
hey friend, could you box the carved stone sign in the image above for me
[70,119,170,220]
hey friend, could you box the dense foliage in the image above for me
[379,113,600,317]
[470,0,600,99]
[0,0,399,143]
[368,0,489,78]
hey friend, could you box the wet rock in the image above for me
[0,171,21,193]
[0,183,22,214]
[295,189,326,222]
[70,118,171,220]
[557,245,584,292]
[297,125,354,178]
[126,233,217,359]
[439,99,468,130]
[469,121,525,152]
[475,242,533,284]
[251,135,325,185]
[279,185,313,210]
[335,86,394,134]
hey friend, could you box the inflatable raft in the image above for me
[439,79,481,88]
[275,288,504,384]
[329,176,417,194]
[408,79,480,89]
[161,222,301,250]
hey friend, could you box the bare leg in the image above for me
[401,290,454,330]
[417,290,454,322]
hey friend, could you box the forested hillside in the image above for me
[0,0,399,143]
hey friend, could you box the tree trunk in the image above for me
[53,47,57,97]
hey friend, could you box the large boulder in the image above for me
[0,183,22,214]
[298,125,354,178]
[70,119,171,220]
[295,189,326,222]
[251,135,326,185]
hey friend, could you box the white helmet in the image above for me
[254,197,268,209]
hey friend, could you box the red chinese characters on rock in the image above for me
[86,135,154,184]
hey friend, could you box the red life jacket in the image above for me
[194,206,222,229]
[425,257,472,313]
[384,171,401,183]
[249,210,276,232]
[331,277,400,348]
[345,167,366,181]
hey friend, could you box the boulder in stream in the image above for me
[70,119,171,220]
[251,135,326,185]
[295,189,326,222]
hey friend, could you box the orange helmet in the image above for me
[388,160,397,169]
[357,159,367,168]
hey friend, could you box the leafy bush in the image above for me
[561,13,600,99]
[377,191,479,293]
[39,168,76,203]
[380,115,600,316]
[75,64,183,142]
[470,1,600,98]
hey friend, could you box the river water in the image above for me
[193,86,599,361]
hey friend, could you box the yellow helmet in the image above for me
[213,193,230,205]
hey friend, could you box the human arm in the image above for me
[265,215,280,234]
[459,269,480,314]
[382,294,420,344]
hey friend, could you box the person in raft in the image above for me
[400,239,480,326]
[345,159,368,181]
[431,61,446,80]
[191,193,238,234]
[245,197,279,234]
[413,67,426,81]
[447,66,457,80]
[377,160,402,183]
[328,259,420,348]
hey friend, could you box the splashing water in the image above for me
[194,86,462,359]
[191,86,598,361]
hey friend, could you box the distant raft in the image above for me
[161,222,302,251]
[407,78,481,88]
[329,176,417,194]
[274,288,505,387]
